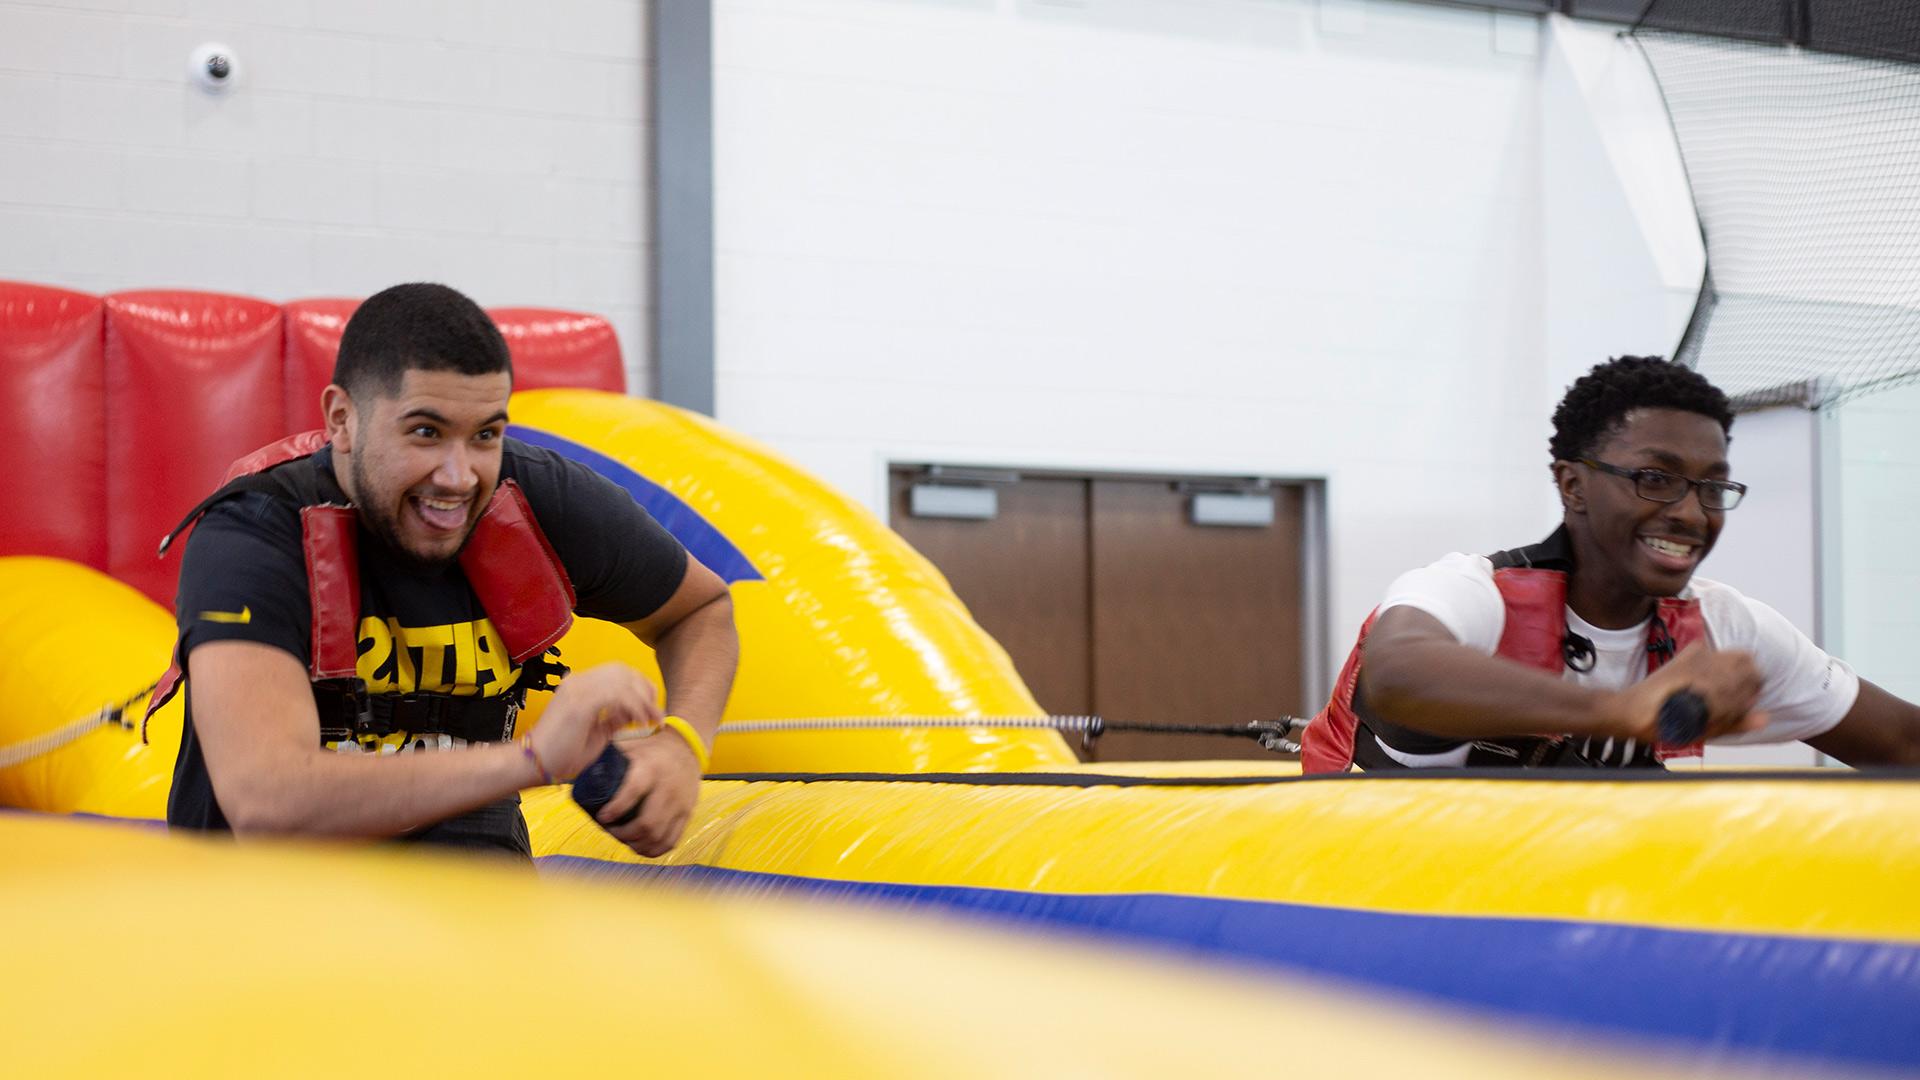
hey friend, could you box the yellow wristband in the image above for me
[659,715,710,773]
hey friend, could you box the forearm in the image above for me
[1363,636,1619,741]
[1807,680,1920,766]
[221,740,539,839]
[651,592,738,745]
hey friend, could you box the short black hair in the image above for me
[332,282,512,399]
[1549,355,1733,463]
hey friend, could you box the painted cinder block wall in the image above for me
[0,0,653,392]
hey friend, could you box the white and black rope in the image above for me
[0,681,154,770]
[0,699,1304,771]
[716,714,1305,753]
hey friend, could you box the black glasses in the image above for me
[1579,459,1748,511]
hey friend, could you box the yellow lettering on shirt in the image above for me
[354,616,519,697]
[409,622,456,690]
[451,620,477,696]
[473,620,514,695]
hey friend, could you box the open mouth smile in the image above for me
[1639,535,1701,571]
[409,494,472,534]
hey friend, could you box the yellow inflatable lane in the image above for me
[0,812,1766,1080]
[521,771,1920,1073]
[526,773,1920,944]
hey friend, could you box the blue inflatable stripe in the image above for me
[537,856,1920,1072]
[508,425,760,584]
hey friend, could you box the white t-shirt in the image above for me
[1373,552,1859,766]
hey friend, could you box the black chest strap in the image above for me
[310,648,568,747]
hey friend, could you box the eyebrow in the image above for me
[399,408,510,428]
[1637,448,1729,475]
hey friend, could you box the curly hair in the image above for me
[1549,356,1733,464]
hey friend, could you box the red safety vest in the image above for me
[143,431,576,738]
[1301,544,1707,773]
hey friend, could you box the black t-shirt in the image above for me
[165,438,690,854]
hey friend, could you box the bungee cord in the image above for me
[0,680,156,770]
[714,714,1307,755]
[0,689,1306,770]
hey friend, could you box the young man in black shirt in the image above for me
[167,283,737,857]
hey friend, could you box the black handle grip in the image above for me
[1657,690,1708,745]
[571,744,641,829]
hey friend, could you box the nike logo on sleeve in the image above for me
[199,606,252,624]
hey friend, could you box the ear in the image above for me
[1553,460,1586,514]
[321,384,355,453]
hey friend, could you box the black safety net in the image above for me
[1632,0,1920,408]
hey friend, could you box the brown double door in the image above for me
[889,470,1306,762]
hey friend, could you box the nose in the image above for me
[430,441,479,494]
[1662,483,1711,533]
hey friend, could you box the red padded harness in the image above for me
[144,431,576,728]
[1300,564,1707,773]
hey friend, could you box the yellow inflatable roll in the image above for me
[0,557,172,819]
[502,390,1073,772]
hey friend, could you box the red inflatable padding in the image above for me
[489,308,625,393]
[5,282,628,610]
[283,303,624,432]
[0,282,107,568]
[105,291,286,608]
[283,298,358,435]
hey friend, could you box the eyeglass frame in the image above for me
[1576,458,1748,511]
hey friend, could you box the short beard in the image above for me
[349,444,467,575]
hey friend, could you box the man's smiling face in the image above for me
[334,367,511,571]
[1563,406,1731,600]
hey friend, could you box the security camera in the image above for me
[189,43,238,93]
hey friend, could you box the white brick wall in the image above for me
[0,0,653,391]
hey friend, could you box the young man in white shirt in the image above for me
[1302,356,1920,771]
